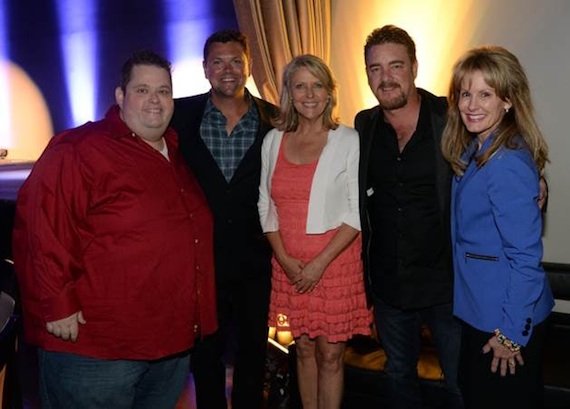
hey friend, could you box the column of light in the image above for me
[0,0,11,150]
[164,1,214,98]
[56,0,97,128]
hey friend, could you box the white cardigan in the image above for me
[258,125,360,234]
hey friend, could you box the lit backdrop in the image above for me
[0,0,239,159]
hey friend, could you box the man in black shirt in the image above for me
[355,25,462,409]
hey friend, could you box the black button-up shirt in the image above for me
[367,100,448,308]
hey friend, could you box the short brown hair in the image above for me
[364,25,417,65]
[203,29,250,62]
[120,50,171,92]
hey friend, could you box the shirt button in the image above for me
[180,188,185,193]
[522,330,529,336]
[194,238,199,244]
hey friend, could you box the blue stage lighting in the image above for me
[165,1,215,97]
[0,0,11,149]
[56,0,98,127]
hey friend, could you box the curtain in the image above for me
[233,0,332,105]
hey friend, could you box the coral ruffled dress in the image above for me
[268,137,371,343]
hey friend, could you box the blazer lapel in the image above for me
[180,94,228,186]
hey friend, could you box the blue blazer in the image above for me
[451,136,554,346]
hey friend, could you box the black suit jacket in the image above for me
[355,88,453,309]
[170,92,278,283]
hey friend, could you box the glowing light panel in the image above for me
[0,62,52,160]
[0,1,6,56]
[0,0,11,149]
[56,0,97,127]
[164,3,216,97]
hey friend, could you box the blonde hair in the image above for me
[273,54,339,131]
[441,45,548,175]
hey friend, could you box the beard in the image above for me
[375,82,408,111]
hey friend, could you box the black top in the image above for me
[367,98,449,308]
[356,89,453,309]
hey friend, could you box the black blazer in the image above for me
[355,88,453,309]
[170,92,278,282]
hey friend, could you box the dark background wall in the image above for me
[4,0,238,133]
[0,0,239,259]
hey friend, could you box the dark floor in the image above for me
[6,334,570,409]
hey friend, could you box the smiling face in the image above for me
[203,40,251,100]
[115,64,173,143]
[458,70,512,145]
[365,42,418,111]
[290,66,329,123]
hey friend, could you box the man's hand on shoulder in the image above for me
[538,177,548,211]
[46,311,86,342]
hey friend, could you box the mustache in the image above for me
[377,81,400,90]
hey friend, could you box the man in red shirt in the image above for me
[12,50,217,409]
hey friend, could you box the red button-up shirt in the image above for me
[13,106,217,359]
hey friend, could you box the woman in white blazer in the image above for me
[258,54,370,409]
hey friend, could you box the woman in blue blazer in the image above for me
[441,46,553,409]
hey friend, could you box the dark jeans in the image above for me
[192,273,271,409]
[373,298,463,409]
[38,349,190,409]
[459,320,546,409]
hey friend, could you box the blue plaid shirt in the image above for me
[200,92,260,182]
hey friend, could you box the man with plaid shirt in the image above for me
[170,30,278,409]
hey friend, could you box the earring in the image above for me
[505,107,510,113]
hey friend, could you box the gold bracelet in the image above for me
[494,329,521,352]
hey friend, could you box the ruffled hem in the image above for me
[268,246,373,341]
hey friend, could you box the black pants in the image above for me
[459,320,547,409]
[191,273,271,409]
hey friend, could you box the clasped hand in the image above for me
[279,255,325,293]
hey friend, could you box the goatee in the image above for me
[378,93,408,111]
